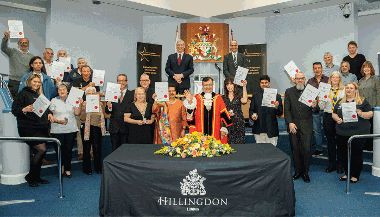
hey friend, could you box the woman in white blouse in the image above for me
[50,84,82,178]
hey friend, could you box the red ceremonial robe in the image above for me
[187,92,232,143]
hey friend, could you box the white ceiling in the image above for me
[2,0,380,19]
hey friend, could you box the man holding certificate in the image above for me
[332,82,373,183]
[306,62,329,157]
[249,75,283,146]
[105,74,133,151]
[2,30,34,98]
[285,72,318,183]
[223,40,248,79]
[72,65,100,95]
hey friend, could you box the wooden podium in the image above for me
[181,23,229,63]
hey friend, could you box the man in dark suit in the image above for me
[165,39,194,94]
[105,74,133,151]
[284,72,318,183]
[137,73,154,104]
[223,40,247,79]
[249,75,283,146]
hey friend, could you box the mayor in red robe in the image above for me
[184,77,232,143]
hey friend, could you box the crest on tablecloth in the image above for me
[180,169,206,196]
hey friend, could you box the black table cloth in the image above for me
[99,143,295,216]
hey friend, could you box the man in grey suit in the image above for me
[284,72,318,183]
[223,40,247,79]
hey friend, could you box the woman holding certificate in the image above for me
[318,71,345,174]
[80,87,106,175]
[152,84,187,144]
[124,87,155,144]
[49,83,82,178]
[332,82,373,183]
[12,74,54,187]
[222,77,248,144]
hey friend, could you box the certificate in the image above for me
[86,95,100,113]
[67,87,84,107]
[233,66,249,86]
[298,84,319,107]
[92,70,105,86]
[8,20,24,38]
[342,102,358,123]
[33,94,51,118]
[261,88,277,108]
[105,82,121,103]
[155,82,169,101]
[317,83,331,102]
[58,57,71,72]
[50,62,65,80]
[284,60,300,78]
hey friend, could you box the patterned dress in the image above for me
[223,93,245,144]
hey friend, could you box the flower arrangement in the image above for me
[154,131,236,158]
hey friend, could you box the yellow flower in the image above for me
[204,140,210,145]
[176,147,181,153]
[171,142,177,147]
[169,152,173,156]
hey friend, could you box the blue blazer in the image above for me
[18,72,57,100]
[165,53,194,90]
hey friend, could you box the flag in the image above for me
[231,29,233,41]
[175,26,180,52]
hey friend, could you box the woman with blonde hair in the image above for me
[124,87,155,144]
[12,74,54,187]
[332,82,373,183]
[319,71,345,174]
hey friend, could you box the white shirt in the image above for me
[50,97,79,134]
[232,52,238,61]
[44,60,53,76]
[177,52,184,60]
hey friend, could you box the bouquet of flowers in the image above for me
[154,131,236,158]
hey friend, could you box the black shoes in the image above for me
[65,173,72,178]
[84,171,92,175]
[326,166,336,173]
[312,150,323,156]
[25,175,38,187]
[293,173,302,180]
[339,176,347,181]
[96,170,102,174]
[302,174,310,183]
[36,179,49,184]
[350,177,359,183]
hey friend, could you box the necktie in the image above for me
[120,91,124,103]
[178,54,181,66]
[233,54,237,68]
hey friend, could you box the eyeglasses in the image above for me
[295,77,305,80]
[203,84,213,87]
[140,80,150,82]
[117,80,127,82]
[19,42,29,45]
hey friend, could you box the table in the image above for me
[99,144,295,216]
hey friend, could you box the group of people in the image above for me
[2,28,378,189]
[284,41,378,184]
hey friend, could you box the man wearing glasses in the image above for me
[137,73,154,104]
[106,74,133,151]
[165,40,194,94]
[2,31,34,98]
[306,62,329,157]
[223,40,247,79]
[285,72,318,183]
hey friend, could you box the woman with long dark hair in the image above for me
[222,77,248,144]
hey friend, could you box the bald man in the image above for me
[223,40,248,79]
[2,31,34,98]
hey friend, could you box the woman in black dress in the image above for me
[124,87,155,144]
[12,74,54,187]
[222,77,248,144]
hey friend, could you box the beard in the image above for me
[296,84,305,90]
